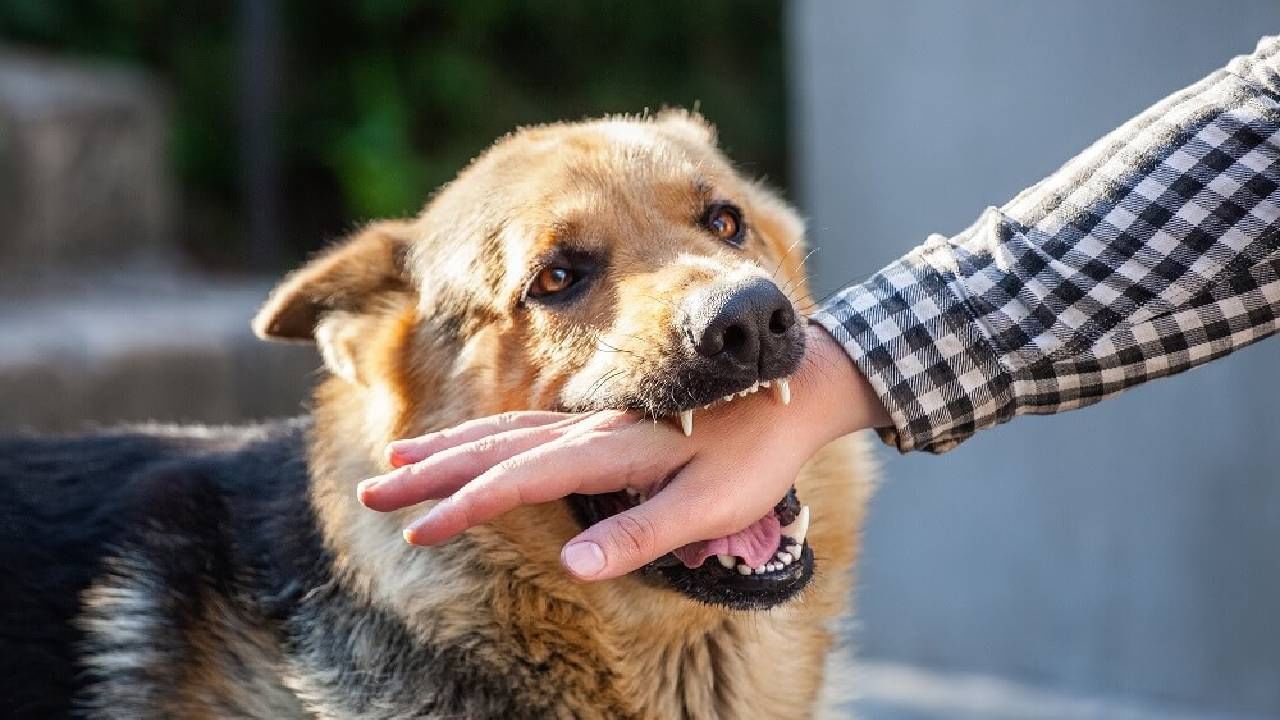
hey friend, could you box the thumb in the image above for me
[560,477,723,581]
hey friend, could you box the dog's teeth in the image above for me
[678,410,693,437]
[780,504,810,547]
[761,380,771,388]
[717,554,736,570]
[737,563,753,576]
[786,544,801,557]
[753,564,767,574]
[773,377,791,405]
[777,551,792,563]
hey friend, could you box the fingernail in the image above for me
[562,542,606,578]
[385,445,409,468]
[355,478,379,502]
[401,501,449,546]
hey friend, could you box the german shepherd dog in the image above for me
[0,112,873,719]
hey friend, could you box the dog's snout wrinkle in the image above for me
[683,277,801,378]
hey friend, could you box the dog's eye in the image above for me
[702,203,744,246]
[529,266,579,298]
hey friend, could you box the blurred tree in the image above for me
[0,0,787,270]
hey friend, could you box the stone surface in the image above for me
[0,274,316,434]
[0,50,171,269]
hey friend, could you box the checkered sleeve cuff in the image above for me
[813,35,1280,454]
[812,233,1016,454]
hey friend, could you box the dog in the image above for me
[0,111,874,719]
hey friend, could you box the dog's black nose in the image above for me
[683,277,801,377]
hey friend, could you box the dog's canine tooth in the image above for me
[773,377,791,405]
[761,380,771,389]
[777,551,792,563]
[678,410,693,437]
[717,554,737,569]
[780,505,810,547]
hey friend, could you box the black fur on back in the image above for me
[0,422,308,717]
[0,420,553,719]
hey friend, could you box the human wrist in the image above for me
[793,323,889,446]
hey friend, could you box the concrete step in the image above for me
[0,272,316,433]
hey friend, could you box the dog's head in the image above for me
[256,112,819,610]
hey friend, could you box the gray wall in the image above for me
[790,1,1280,716]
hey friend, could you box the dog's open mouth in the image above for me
[566,375,814,610]
[671,377,790,437]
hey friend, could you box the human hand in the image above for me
[356,324,889,580]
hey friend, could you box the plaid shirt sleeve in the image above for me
[812,35,1280,454]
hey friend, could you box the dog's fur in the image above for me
[0,112,874,719]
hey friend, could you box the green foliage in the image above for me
[0,0,786,267]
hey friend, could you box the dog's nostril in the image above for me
[768,308,794,335]
[722,323,748,354]
[685,278,795,364]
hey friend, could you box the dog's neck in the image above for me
[305,374,833,719]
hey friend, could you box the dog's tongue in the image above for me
[672,512,780,569]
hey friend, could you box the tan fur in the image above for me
[258,111,875,719]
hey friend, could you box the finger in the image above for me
[359,417,581,511]
[385,411,575,467]
[560,473,730,581]
[402,420,677,546]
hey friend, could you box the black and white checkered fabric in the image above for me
[813,35,1280,454]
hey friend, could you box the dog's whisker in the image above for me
[770,237,805,281]
[641,294,681,313]
[778,263,817,301]
[781,247,821,292]
[595,340,642,357]
[580,368,627,409]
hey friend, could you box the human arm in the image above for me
[814,35,1280,453]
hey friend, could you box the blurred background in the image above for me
[1,1,1277,718]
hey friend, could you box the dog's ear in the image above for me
[253,220,414,382]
